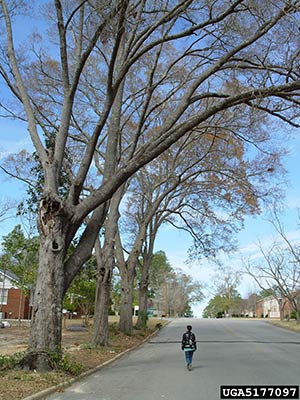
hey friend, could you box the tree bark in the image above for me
[119,263,136,335]
[92,261,112,346]
[92,183,124,345]
[22,197,67,370]
[136,272,149,330]
[136,252,152,329]
[116,222,145,335]
[291,298,300,324]
[136,220,158,329]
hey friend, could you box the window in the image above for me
[0,289,8,305]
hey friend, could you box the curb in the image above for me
[23,324,168,400]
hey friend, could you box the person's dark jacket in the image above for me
[181,330,197,351]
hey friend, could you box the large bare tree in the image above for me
[124,119,281,328]
[1,0,300,370]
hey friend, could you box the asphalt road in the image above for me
[46,319,300,400]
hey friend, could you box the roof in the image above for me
[256,290,300,304]
[0,269,20,283]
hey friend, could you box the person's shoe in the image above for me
[187,363,190,370]
[188,364,192,371]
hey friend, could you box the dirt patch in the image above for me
[0,318,165,400]
[0,323,91,356]
[0,327,29,355]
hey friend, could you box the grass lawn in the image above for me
[267,319,300,333]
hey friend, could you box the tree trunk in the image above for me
[136,226,156,329]
[92,238,113,347]
[292,299,300,324]
[17,289,24,327]
[93,188,123,345]
[136,280,148,329]
[116,222,148,335]
[21,197,67,371]
[279,301,285,321]
[23,238,65,370]
[93,268,112,346]
[136,258,149,329]
[119,264,135,335]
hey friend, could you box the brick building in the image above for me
[256,292,300,319]
[0,269,31,320]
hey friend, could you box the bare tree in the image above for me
[210,266,242,316]
[1,0,300,370]
[156,268,203,317]
[126,125,277,327]
[0,198,15,223]
[246,212,300,321]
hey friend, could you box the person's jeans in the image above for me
[184,350,194,365]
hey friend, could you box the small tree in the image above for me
[64,258,97,325]
[0,225,39,324]
[203,290,243,318]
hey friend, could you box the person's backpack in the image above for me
[185,332,195,348]
[182,331,196,351]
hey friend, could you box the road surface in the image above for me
[46,318,300,400]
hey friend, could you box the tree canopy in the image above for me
[0,225,39,292]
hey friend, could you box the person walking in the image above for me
[181,325,197,371]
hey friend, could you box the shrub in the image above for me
[0,352,25,370]
[290,310,298,320]
[46,351,83,375]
